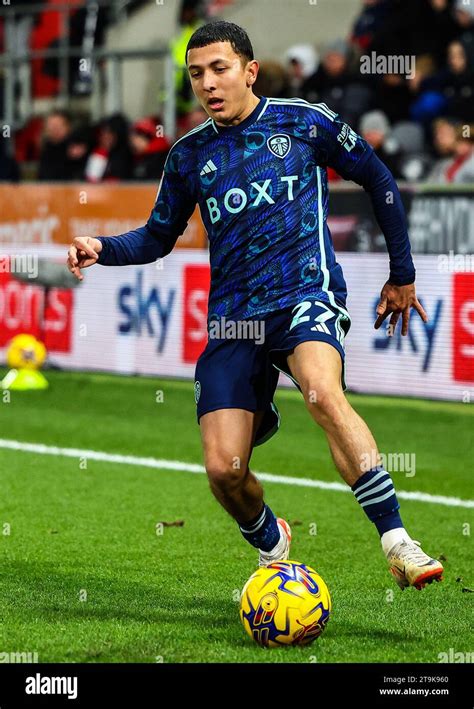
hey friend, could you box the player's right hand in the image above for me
[67,237,103,281]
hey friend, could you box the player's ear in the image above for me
[246,59,259,87]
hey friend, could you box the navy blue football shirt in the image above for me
[97,96,415,321]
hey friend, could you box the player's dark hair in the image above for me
[186,20,254,65]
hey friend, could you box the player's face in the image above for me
[187,42,259,126]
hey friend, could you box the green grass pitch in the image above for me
[0,370,472,663]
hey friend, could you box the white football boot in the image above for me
[386,539,444,590]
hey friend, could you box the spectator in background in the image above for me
[392,121,433,181]
[66,125,93,180]
[301,39,372,125]
[431,116,458,157]
[367,0,459,64]
[177,104,208,137]
[364,0,461,125]
[38,109,73,180]
[172,0,204,116]
[130,117,170,180]
[373,73,412,125]
[423,0,463,67]
[284,44,319,95]
[443,39,474,120]
[360,110,433,181]
[408,54,437,96]
[408,55,445,126]
[429,123,474,182]
[85,113,133,182]
[428,117,459,181]
[254,60,289,99]
[454,0,474,31]
[417,38,474,123]
[301,39,348,103]
[448,125,474,182]
[302,40,374,125]
[0,139,20,182]
[351,0,390,53]
[359,110,403,178]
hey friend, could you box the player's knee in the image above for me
[300,380,345,425]
[206,456,247,494]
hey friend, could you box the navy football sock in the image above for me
[351,467,404,537]
[239,503,280,551]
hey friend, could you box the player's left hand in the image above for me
[374,281,428,336]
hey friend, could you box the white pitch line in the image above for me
[0,438,473,510]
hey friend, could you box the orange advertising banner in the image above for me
[0,184,207,249]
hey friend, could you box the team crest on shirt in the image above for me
[267,134,291,159]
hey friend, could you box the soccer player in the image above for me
[67,21,443,590]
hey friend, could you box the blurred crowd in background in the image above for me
[0,0,473,184]
[275,0,474,183]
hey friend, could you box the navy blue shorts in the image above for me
[194,298,351,446]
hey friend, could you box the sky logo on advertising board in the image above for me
[118,270,175,353]
[453,273,474,382]
[372,297,442,371]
